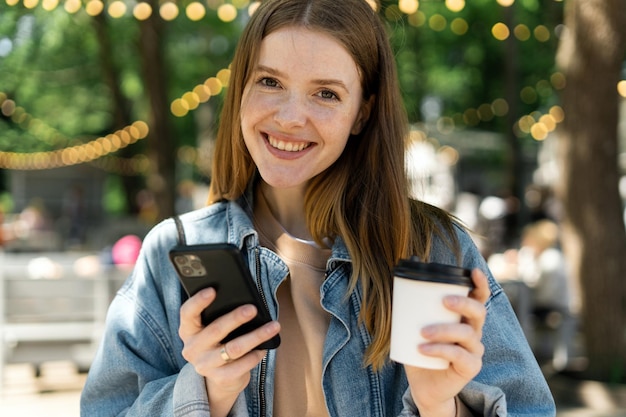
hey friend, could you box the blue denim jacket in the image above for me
[81,198,556,416]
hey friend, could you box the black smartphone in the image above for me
[168,243,280,350]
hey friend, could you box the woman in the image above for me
[81,0,556,415]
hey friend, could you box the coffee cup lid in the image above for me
[393,258,474,288]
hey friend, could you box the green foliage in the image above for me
[0,0,563,197]
[383,0,562,128]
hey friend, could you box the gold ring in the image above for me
[219,346,232,363]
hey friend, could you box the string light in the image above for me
[85,0,104,16]
[3,0,253,21]
[492,22,510,40]
[0,121,149,169]
[159,2,178,20]
[217,4,237,22]
[618,80,626,98]
[428,14,447,31]
[171,68,230,118]
[2,0,567,168]
[133,2,151,20]
[445,0,465,13]
[186,2,206,21]
[398,0,419,15]
[41,0,58,10]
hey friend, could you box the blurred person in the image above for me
[517,220,571,314]
[81,1,555,416]
[516,220,576,369]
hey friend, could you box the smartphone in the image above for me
[169,243,280,350]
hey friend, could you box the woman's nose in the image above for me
[273,93,307,128]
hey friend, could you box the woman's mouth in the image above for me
[267,135,312,152]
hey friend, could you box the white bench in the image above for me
[0,251,128,390]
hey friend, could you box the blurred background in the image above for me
[0,0,625,415]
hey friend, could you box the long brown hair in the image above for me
[208,0,458,371]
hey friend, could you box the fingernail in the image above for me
[242,305,256,317]
[419,344,434,353]
[421,326,436,337]
[201,288,215,298]
[445,295,460,306]
[266,322,280,333]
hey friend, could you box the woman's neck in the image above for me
[258,181,311,241]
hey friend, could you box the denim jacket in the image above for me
[81,197,556,416]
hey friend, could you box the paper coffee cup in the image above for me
[390,259,473,369]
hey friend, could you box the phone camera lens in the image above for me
[181,266,194,276]
[190,260,202,270]
[175,255,188,265]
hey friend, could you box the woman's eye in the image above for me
[319,90,338,100]
[260,77,279,88]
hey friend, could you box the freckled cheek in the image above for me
[317,110,358,138]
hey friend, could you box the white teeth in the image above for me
[268,136,310,152]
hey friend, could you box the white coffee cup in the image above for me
[390,259,473,369]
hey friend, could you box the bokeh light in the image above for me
[550,72,566,90]
[64,0,81,14]
[217,4,237,22]
[408,11,426,27]
[23,0,38,9]
[534,25,551,42]
[133,2,152,20]
[108,1,127,18]
[41,0,58,11]
[398,0,418,15]
[186,2,206,21]
[618,80,626,98]
[450,18,468,35]
[429,14,447,32]
[445,0,464,13]
[85,0,104,16]
[514,24,531,41]
[248,1,261,16]
[160,2,179,21]
[492,23,510,41]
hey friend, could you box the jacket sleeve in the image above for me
[80,262,209,416]
[79,222,251,417]
[445,225,556,416]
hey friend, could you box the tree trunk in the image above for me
[92,13,143,215]
[555,0,626,382]
[138,0,176,221]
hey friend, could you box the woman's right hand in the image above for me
[179,288,281,417]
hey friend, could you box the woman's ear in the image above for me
[351,95,375,135]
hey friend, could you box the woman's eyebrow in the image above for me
[255,64,350,93]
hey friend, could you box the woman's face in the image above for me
[241,26,370,191]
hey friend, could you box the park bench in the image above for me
[0,251,128,391]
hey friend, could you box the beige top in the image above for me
[253,188,474,417]
[253,189,332,417]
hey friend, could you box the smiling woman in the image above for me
[80,1,556,416]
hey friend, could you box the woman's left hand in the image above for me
[404,268,490,416]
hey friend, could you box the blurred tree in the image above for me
[0,4,237,221]
[556,0,626,382]
[138,0,176,220]
[92,13,143,214]
[386,0,562,241]
[0,1,563,228]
